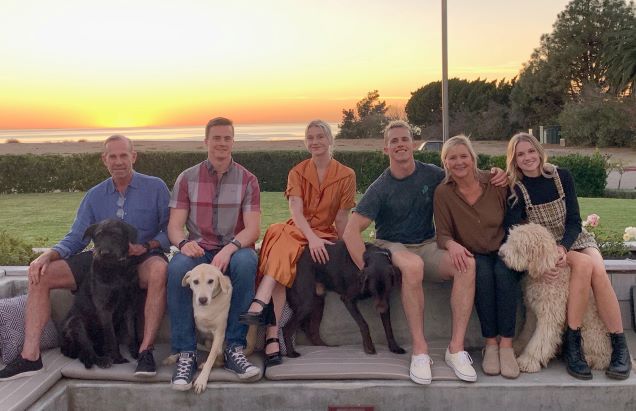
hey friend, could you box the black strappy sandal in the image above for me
[264,337,282,367]
[238,298,276,326]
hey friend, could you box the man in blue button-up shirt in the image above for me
[0,135,170,381]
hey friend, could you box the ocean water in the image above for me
[0,123,340,144]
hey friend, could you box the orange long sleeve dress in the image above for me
[257,158,356,288]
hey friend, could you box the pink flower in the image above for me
[585,214,599,228]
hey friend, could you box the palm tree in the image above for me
[604,28,636,95]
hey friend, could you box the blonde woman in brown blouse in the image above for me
[434,135,521,379]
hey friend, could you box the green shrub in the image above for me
[0,231,38,265]
[0,150,608,196]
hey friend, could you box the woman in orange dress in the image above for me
[239,119,356,366]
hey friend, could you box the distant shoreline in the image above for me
[2,139,635,168]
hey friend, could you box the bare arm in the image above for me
[168,208,204,257]
[334,208,351,239]
[211,210,260,272]
[289,196,333,264]
[343,212,372,270]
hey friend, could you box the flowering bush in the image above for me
[624,227,636,242]
[582,214,629,257]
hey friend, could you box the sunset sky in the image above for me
[1,0,571,130]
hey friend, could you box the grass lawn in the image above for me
[0,192,633,247]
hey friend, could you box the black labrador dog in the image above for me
[284,240,405,357]
[61,219,140,369]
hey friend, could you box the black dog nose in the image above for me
[198,297,208,305]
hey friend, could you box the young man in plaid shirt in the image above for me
[166,117,261,390]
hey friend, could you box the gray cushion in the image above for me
[265,344,459,381]
[61,343,264,382]
[0,295,59,363]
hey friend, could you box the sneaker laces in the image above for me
[412,355,433,367]
[228,347,252,371]
[174,353,195,379]
[458,351,474,365]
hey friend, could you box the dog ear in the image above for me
[83,223,99,240]
[218,274,232,295]
[125,224,138,244]
[181,271,192,287]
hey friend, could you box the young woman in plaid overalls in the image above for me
[505,133,630,380]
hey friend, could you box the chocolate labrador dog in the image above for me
[284,241,405,357]
[61,219,140,369]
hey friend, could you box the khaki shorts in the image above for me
[374,238,446,283]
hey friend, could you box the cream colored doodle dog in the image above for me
[499,223,611,372]
[164,264,232,394]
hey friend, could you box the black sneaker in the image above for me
[0,355,43,381]
[171,352,197,391]
[134,349,156,377]
[224,345,259,380]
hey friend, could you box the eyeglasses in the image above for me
[116,195,125,219]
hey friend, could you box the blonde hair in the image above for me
[441,134,479,183]
[506,132,557,205]
[383,120,412,145]
[305,119,334,155]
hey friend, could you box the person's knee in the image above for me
[230,248,258,269]
[400,258,424,286]
[568,252,593,282]
[455,257,476,283]
[167,254,196,286]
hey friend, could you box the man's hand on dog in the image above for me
[128,243,148,256]
[211,246,234,272]
[307,235,334,264]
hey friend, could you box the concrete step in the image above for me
[29,334,636,411]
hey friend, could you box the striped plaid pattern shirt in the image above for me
[169,159,260,250]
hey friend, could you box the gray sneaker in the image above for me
[171,352,197,391]
[223,345,259,380]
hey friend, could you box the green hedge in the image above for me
[0,151,606,196]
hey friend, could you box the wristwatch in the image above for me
[177,239,190,250]
[230,238,242,249]
[143,242,152,252]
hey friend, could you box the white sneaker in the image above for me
[410,354,432,385]
[445,348,477,382]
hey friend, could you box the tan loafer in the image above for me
[500,347,520,379]
[482,345,500,376]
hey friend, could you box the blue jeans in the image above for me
[474,252,522,338]
[167,248,257,353]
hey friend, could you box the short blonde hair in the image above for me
[383,120,412,145]
[305,119,334,155]
[441,135,479,183]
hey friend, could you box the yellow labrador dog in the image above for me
[166,264,232,394]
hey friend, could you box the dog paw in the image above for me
[390,346,406,355]
[363,345,377,355]
[112,355,129,365]
[95,356,113,369]
[517,355,540,373]
[193,377,208,394]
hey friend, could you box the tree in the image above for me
[604,28,636,94]
[405,78,516,140]
[336,90,390,139]
[511,0,636,127]
[558,87,636,147]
